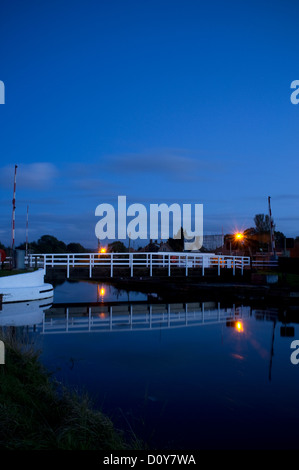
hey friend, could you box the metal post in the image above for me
[11,165,17,266]
[233,257,235,276]
[25,205,29,261]
[150,253,152,277]
[218,257,220,276]
[111,253,113,277]
[168,254,171,276]
[89,254,92,278]
[67,255,70,278]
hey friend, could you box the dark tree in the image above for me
[107,241,127,253]
[67,243,87,253]
[254,214,274,233]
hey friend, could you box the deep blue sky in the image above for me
[0,0,299,248]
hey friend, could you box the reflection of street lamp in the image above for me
[235,321,244,333]
[97,285,106,302]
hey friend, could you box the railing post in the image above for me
[168,254,171,276]
[185,254,188,277]
[89,254,92,278]
[111,253,113,277]
[218,256,220,276]
[202,255,205,276]
[150,253,152,277]
[233,257,235,276]
[130,253,133,277]
[241,257,244,275]
[67,254,70,278]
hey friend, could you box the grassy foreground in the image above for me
[0,332,138,450]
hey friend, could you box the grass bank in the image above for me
[0,331,140,450]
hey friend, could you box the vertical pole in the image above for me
[168,254,171,276]
[89,253,92,278]
[233,257,235,276]
[11,164,17,267]
[67,254,70,278]
[25,205,29,260]
[130,253,133,277]
[185,254,188,277]
[111,253,113,277]
[150,253,152,277]
[218,257,220,276]
[268,196,276,257]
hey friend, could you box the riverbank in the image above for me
[0,331,141,450]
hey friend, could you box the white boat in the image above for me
[0,268,54,303]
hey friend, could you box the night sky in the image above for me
[0,0,299,248]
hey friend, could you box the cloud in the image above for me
[101,149,227,182]
[0,163,59,190]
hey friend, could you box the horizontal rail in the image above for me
[28,252,251,278]
[252,260,279,268]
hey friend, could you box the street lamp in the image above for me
[235,232,244,241]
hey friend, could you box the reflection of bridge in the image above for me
[28,252,250,279]
[40,301,251,334]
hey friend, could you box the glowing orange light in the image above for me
[235,232,244,240]
[100,288,105,296]
[100,247,106,253]
[235,321,244,333]
[99,312,106,318]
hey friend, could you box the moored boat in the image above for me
[0,268,54,303]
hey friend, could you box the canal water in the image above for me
[2,279,299,450]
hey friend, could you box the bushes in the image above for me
[0,333,129,450]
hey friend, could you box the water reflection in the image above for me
[0,297,53,327]
[2,281,299,449]
[40,302,250,334]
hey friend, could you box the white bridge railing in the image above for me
[28,252,250,278]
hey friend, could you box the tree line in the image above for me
[0,214,297,255]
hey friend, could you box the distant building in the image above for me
[158,242,173,252]
[202,235,224,252]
